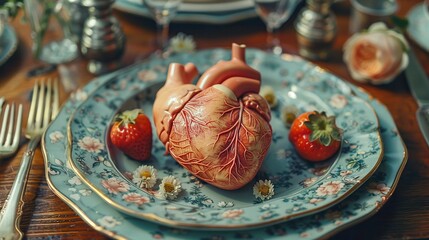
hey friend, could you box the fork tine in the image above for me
[27,81,39,133]
[0,104,10,144]
[12,104,23,147]
[4,104,15,146]
[52,78,59,119]
[43,78,52,128]
[34,80,45,131]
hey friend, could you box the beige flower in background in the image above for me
[168,33,196,54]
[343,22,409,85]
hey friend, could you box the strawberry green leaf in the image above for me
[305,111,342,146]
[115,109,145,127]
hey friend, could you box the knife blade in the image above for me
[404,48,429,147]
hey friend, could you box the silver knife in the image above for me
[404,48,429,147]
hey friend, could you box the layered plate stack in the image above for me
[114,0,301,24]
[42,48,407,239]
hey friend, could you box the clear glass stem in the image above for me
[157,21,170,52]
[266,25,282,55]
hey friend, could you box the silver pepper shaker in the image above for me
[295,0,337,60]
[81,0,126,75]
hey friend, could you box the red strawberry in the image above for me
[288,111,342,162]
[110,109,152,161]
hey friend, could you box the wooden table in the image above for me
[1,0,428,239]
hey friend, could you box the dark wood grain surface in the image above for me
[1,0,428,239]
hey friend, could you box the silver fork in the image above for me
[0,79,59,240]
[0,99,23,159]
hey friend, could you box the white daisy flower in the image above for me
[132,165,158,190]
[259,86,277,108]
[168,33,196,53]
[281,105,299,127]
[253,179,275,201]
[156,175,182,200]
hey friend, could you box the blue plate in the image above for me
[42,50,407,239]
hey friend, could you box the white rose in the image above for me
[343,22,409,85]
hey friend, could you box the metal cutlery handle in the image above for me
[0,136,41,240]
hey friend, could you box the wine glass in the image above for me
[144,0,182,57]
[253,0,292,55]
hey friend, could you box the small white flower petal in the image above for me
[132,165,158,190]
[253,180,275,200]
[157,175,182,200]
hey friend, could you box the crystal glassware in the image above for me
[24,0,79,64]
[253,0,292,55]
[144,0,182,56]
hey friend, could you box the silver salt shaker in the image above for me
[295,0,337,60]
[81,0,126,75]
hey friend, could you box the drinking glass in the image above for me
[144,0,182,56]
[349,0,398,33]
[253,0,291,55]
[24,0,78,64]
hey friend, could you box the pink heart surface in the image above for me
[153,44,272,190]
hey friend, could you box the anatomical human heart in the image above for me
[153,43,273,190]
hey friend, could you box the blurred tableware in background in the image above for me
[24,0,79,64]
[406,1,429,52]
[404,48,429,148]
[0,25,18,67]
[0,9,8,39]
[253,0,295,55]
[143,0,182,57]
[349,0,398,33]
[295,0,337,60]
[115,0,256,24]
[65,0,89,46]
[80,0,126,75]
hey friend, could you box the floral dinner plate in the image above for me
[66,49,383,230]
[42,51,406,239]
